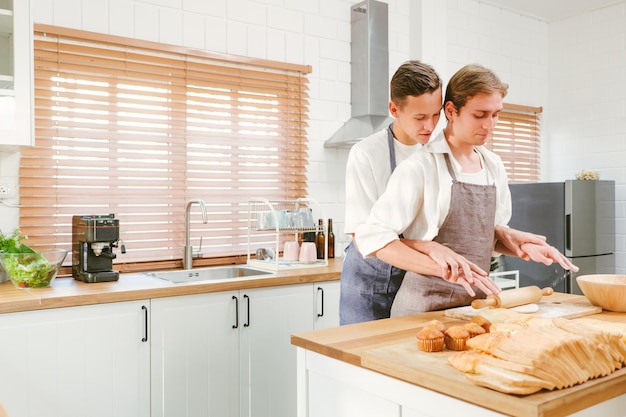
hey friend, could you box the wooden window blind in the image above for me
[486,103,541,184]
[20,24,311,270]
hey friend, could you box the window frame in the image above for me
[21,24,311,273]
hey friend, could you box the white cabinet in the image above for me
[0,300,151,417]
[299,350,502,417]
[150,291,240,417]
[151,283,317,417]
[241,284,314,417]
[0,0,33,147]
[0,279,341,417]
[313,280,340,329]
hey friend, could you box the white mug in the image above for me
[299,242,317,263]
[283,241,300,261]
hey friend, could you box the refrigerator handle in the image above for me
[565,213,571,252]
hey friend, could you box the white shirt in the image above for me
[355,131,513,257]
[344,128,422,234]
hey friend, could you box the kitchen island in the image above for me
[291,292,626,417]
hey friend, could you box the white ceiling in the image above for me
[482,0,622,21]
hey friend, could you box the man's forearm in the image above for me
[494,239,518,257]
[494,225,548,260]
[373,240,443,277]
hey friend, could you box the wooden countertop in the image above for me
[0,259,343,314]
[291,292,626,417]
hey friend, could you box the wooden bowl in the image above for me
[576,274,626,312]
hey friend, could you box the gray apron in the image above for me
[390,152,497,316]
[339,125,407,325]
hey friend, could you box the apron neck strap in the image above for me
[443,153,458,181]
[387,124,398,172]
[443,149,492,184]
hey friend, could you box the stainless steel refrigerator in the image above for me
[502,180,615,294]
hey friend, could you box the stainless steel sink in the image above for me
[146,265,277,284]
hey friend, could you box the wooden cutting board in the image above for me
[445,300,601,320]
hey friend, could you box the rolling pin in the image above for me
[471,286,554,309]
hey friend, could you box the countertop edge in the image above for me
[0,259,343,313]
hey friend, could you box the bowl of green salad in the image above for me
[0,249,69,289]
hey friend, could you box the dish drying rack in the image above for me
[246,197,328,270]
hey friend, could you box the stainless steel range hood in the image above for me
[324,0,393,148]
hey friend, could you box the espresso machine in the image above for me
[72,214,122,283]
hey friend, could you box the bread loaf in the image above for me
[465,374,543,395]
[448,316,626,394]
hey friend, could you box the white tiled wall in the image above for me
[547,2,626,271]
[444,0,549,107]
[1,0,624,271]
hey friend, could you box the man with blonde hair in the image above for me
[355,64,578,316]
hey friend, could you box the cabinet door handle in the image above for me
[232,295,239,329]
[317,286,324,317]
[243,294,250,327]
[141,305,148,342]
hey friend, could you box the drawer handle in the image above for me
[317,286,324,317]
[141,305,148,342]
[243,294,250,327]
[232,295,239,329]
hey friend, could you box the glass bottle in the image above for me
[315,219,325,259]
[327,218,335,259]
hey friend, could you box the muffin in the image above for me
[464,322,486,338]
[416,326,445,352]
[471,315,492,333]
[424,319,447,333]
[444,325,470,351]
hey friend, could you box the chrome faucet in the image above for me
[183,199,208,269]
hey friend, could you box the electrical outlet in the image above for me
[0,181,16,199]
